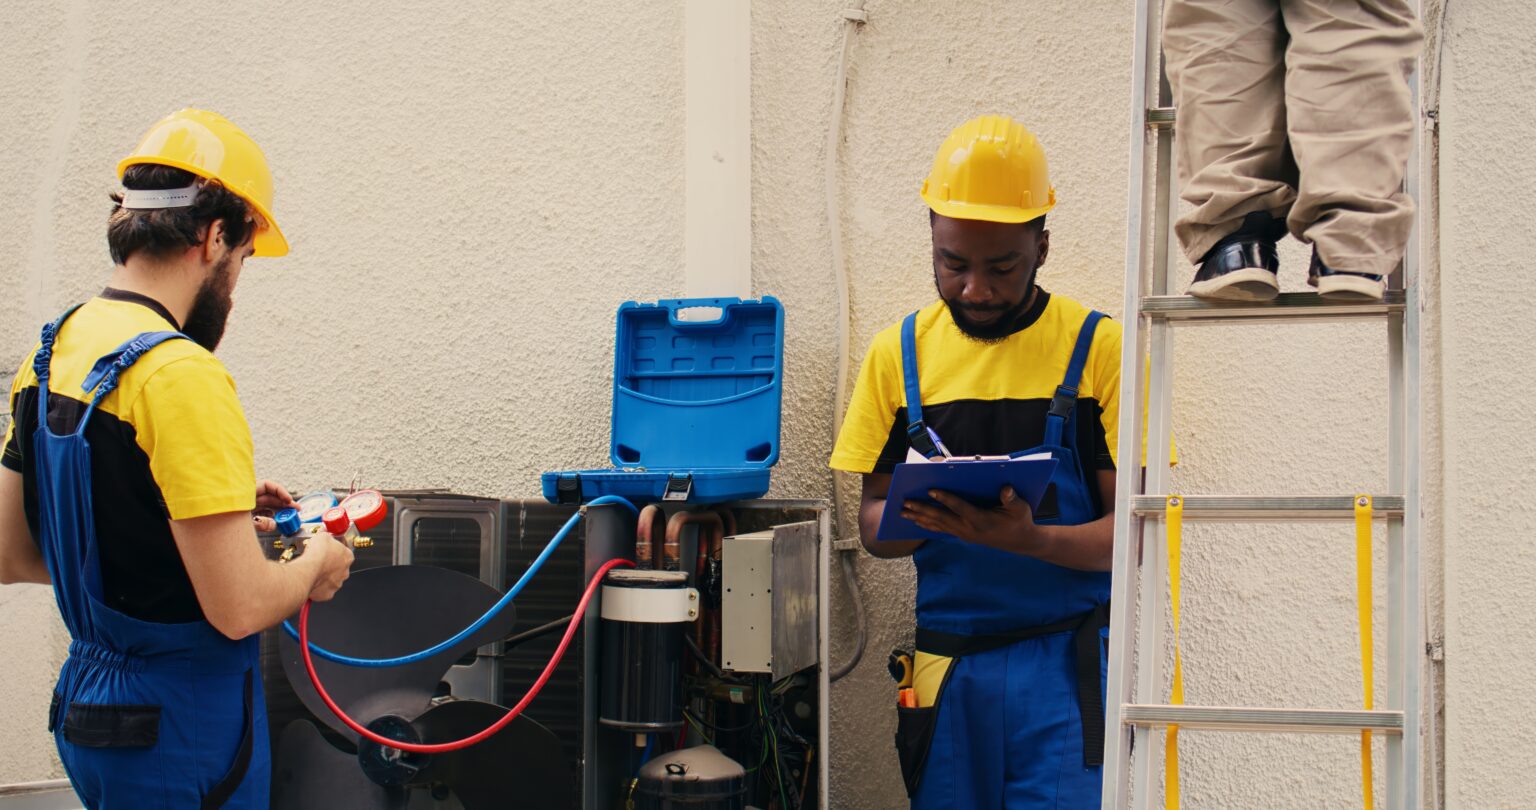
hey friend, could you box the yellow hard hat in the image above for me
[118,109,288,257]
[921,114,1055,225]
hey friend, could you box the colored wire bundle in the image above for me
[729,675,814,809]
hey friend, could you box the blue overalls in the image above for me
[31,308,268,809]
[895,309,1110,809]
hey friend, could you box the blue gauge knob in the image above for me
[274,508,303,537]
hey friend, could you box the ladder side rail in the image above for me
[1387,37,1426,808]
[1131,25,1181,810]
[1386,312,1408,810]
[1132,312,1175,810]
[1102,0,1162,804]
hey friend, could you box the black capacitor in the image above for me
[600,569,693,731]
[634,745,747,809]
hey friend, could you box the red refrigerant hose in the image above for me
[300,557,635,753]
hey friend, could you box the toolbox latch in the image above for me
[555,473,583,505]
[662,473,694,502]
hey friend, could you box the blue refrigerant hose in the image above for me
[282,495,639,668]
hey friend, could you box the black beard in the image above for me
[935,273,1039,344]
[183,255,235,352]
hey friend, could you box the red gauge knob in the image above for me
[322,507,351,535]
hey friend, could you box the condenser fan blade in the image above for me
[271,719,408,810]
[410,699,574,810]
[279,564,519,743]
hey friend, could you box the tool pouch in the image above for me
[895,702,940,797]
[894,655,957,797]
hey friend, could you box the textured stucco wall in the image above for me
[0,1,1525,807]
[1437,0,1536,807]
[0,0,686,786]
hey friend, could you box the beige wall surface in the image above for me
[0,1,1527,808]
[1437,0,1536,806]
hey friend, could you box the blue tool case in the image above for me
[541,296,784,505]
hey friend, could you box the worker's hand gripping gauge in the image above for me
[297,491,339,524]
[340,489,387,532]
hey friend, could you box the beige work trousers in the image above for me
[1164,0,1422,277]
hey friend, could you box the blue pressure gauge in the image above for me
[297,491,338,523]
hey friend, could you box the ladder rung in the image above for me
[1142,291,1406,323]
[1132,495,1404,520]
[1146,106,1176,128]
[1122,705,1403,735]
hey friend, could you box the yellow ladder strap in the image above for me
[1356,495,1375,809]
[1166,495,1183,809]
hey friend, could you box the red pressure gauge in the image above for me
[322,507,351,536]
[340,489,388,532]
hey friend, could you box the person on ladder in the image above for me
[832,114,1153,808]
[0,109,354,809]
[1167,0,1423,302]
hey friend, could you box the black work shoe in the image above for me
[1308,250,1385,301]
[1188,238,1280,301]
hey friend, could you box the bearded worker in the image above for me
[0,109,353,809]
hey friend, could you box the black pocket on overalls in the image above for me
[61,703,161,748]
[894,655,957,798]
[895,703,941,797]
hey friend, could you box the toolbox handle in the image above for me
[660,297,742,328]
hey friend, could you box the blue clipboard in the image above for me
[876,455,1059,541]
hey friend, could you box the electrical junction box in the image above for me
[541,296,784,505]
[721,521,817,679]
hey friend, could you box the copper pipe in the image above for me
[667,510,725,674]
[636,505,667,570]
[664,510,722,573]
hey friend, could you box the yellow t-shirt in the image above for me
[3,290,256,622]
[832,290,1171,497]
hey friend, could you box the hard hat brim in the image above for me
[117,155,289,258]
[924,196,1055,226]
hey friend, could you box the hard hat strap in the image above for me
[119,183,201,210]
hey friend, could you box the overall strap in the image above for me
[901,312,947,459]
[1042,310,1107,447]
[75,331,189,431]
[33,305,86,424]
[33,305,85,386]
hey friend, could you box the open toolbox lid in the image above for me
[540,296,784,505]
[609,296,784,470]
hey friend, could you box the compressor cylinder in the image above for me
[599,569,698,730]
[635,745,747,809]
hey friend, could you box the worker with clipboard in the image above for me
[830,115,1163,808]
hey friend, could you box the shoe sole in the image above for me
[1312,274,1385,301]
[1188,268,1279,302]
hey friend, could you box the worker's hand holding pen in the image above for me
[901,486,1039,551]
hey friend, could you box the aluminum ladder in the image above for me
[1100,0,1424,807]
